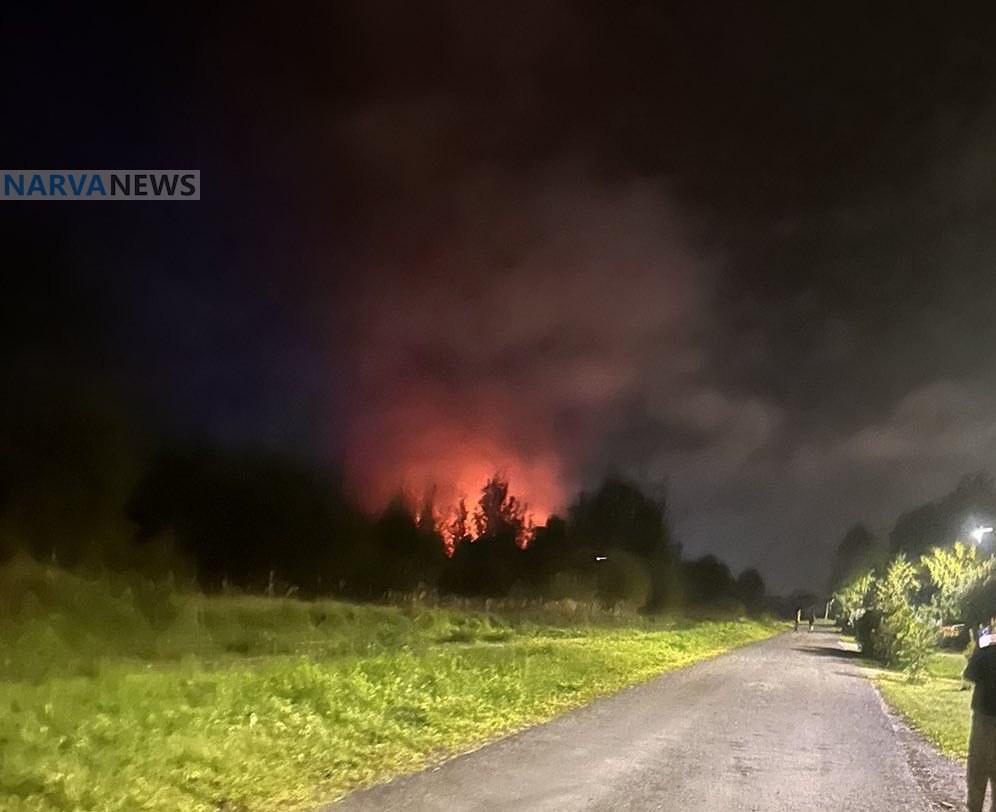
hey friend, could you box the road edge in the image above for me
[312,626,787,810]
[868,676,965,811]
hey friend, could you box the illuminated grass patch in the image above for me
[875,652,972,762]
[0,564,780,811]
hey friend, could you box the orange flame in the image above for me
[345,391,566,530]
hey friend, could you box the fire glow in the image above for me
[345,398,566,539]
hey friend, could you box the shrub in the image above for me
[833,570,875,632]
[872,600,937,675]
[854,608,881,655]
[543,570,598,603]
[867,556,938,675]
[595,549,651,609]
[920,541,993,624]
[960,573,996,629]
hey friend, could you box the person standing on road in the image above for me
[964,627,996,812]
[794,607,801,632]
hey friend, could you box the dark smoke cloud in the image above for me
[8,2,996,591]
[318,5,996,590]
[338,161,710,518]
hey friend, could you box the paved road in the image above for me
[327,627,955,811]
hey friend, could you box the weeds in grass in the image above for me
[0,559,782,811]
[875,651,971,762]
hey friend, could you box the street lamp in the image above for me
[971,526,993,543]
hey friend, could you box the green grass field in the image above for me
[0,559,781,811]
[875,652,972,762]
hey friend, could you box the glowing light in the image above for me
[345,389,567,529]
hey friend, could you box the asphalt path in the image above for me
[327,627,960,811]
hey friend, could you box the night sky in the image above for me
[5,4,996,590]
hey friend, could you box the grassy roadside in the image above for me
[0,561,783,812]
[874,651,971,762]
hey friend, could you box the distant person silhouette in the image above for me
[809,608,815,632]
[964,627,996,812]
[794,608,801,632]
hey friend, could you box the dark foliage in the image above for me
[129,445,364,595]
[568,478,679,608]
[681,555,735,606]
[854,608,882,655]
[519,516,575,588]
[1,407,760,610]
[889,472,996,560]
[440,476,529,597]
[0,398,139,569]
[828,523,886,593]
[735,568,766,615]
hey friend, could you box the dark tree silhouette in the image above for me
[367,496,446,594]
[0,400,140,568]
[441,475,529,596]
[735,567,766,615]
[889,472,996,559]
[445,497,471,551]
[568,478,678,608]
[681,555,735,606]
[828,523,885,593]
[3,422,760,612]
[473,476,529,547]
[519,515,577,588]
[129,444,363,595]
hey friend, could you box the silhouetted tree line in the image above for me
[0,402,768,613]
[827,473,996,601]
[826,473,996,673]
